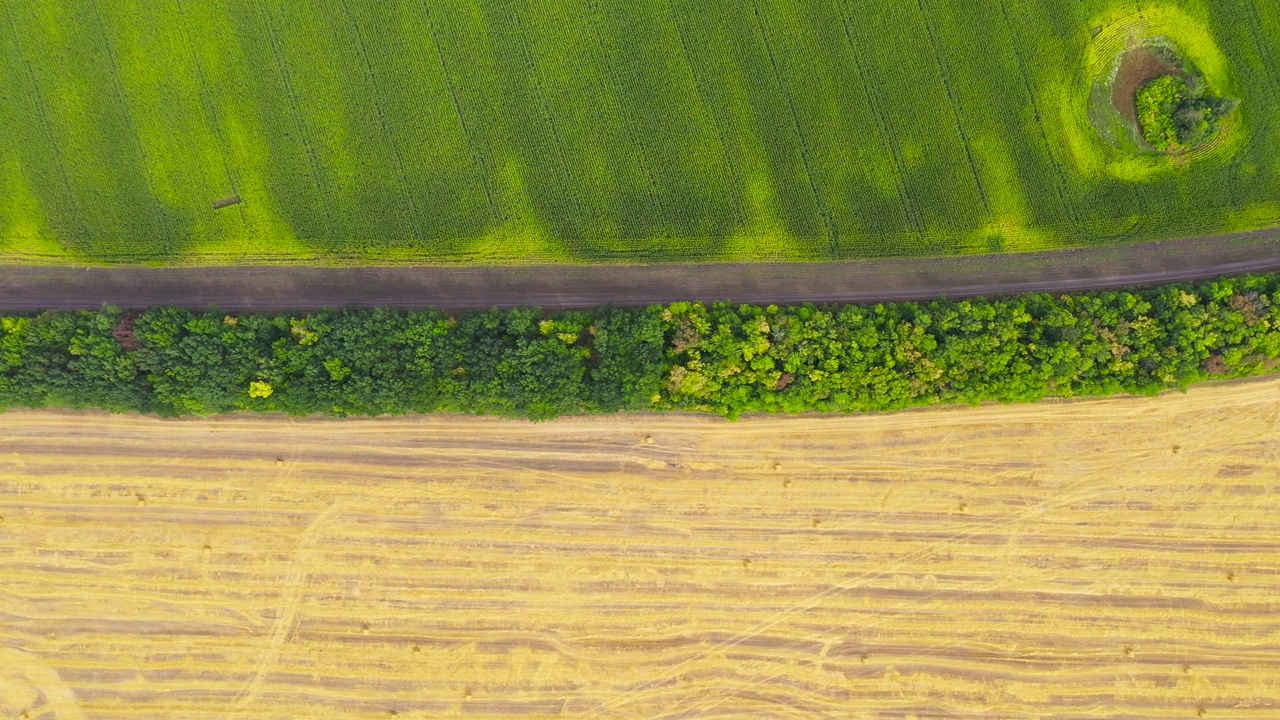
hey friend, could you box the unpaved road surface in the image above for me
[1,228,1278,310]
[1,381,1278,718]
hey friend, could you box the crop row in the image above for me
[1,0,1278,263]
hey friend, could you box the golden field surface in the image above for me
[1,381,1278,719]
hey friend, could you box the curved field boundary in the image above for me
[0,227,1277,311]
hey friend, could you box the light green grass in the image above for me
[1,0,1278,265]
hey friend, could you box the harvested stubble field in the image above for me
[2,0,1279,264]
[1,381,1278,718]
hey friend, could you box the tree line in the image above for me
[1,274,1277,420]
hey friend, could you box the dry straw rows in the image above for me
[1,379,1277,718]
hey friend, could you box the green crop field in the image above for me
[1,0,1278,265]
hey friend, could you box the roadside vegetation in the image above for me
[0,275,1276,420]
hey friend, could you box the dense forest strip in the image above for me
[0,227,1276,312]
[0,270,1277,421]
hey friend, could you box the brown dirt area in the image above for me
[2,380,1279,718]
[0,227,1278,312]
[1112,45,1184,124]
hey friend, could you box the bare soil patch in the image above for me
[0,226,1277,312]
[1112,45,1183,123]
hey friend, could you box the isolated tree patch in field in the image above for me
[1070,6,1254,183]
[1135,75,1236,153]
[1090,39,1235,156]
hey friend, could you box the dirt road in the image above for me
[1,227,1278,310]
[1,380,1277,718]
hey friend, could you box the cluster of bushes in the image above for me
[1136,74,1236,152]
[1,274,1277,420]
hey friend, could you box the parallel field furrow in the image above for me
[84,0,171,243]
[171,0,245,227]
[0,1,88,240]
[912,0,991,215]
[659,0,750,230]
[419,1,501,223]
[580,0,669,233]
[1,0,1279,262]
[832,0,925,239]
[746,0,837,246]
[996,0,1081,230]
[248,0,339,238]
[493,2,588,232]
[333,0,427,239]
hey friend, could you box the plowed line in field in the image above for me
[501,4,587,226]
[748,0,838,247]
[661,0,750,229]
[85,0,171,241]
[997,0,1082,230]
[2,2,89,240]
[251,0,339,237]
[420,1,501,223]
[173,0,247,226]
[833,0,925,238]
[335,0,427,238]
[582,0,668,230]
[913,0,992,215]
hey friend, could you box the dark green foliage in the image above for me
[1136,75,1236,152]
[1,275,1278,421]
[0,308,149,413]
